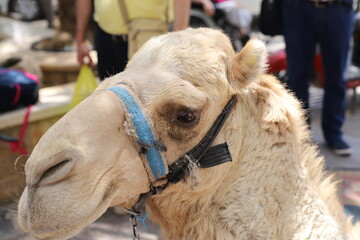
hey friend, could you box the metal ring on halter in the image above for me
[14,154,28,175]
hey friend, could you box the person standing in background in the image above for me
[76,0,190,80]
[192,0,216,16]
[192,0,252,46]
[282,0,354,156]
[213,0,252,44]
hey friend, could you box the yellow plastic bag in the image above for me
[69,65,98,110]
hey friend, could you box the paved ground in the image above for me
[0,17,360,240]
[311,87,360,170]
[310,87,360,224]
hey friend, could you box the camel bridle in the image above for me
[108,84,236,225]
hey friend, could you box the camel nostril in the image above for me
[39,159,73,185]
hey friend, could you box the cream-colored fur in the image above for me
[17,28,360,240]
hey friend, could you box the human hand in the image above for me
[202,0,215,17]
[77,41,94,67]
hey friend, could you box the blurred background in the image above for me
[0,1,359,239]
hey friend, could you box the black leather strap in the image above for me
[167,95,237,183]
[199,143,232,168]
[167,155,192,183]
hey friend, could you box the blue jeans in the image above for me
[282,0,353,145]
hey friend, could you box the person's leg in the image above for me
[93,24,128,80]
[282,0,317,119]
[235,8,252,46]
[318,4,353,150]
[39,0,54,28]
[113,36,128,76]
[236,8,252,34]
[215,1,240,27]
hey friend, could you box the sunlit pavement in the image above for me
[310,86,360,223]
[310,86,360,169]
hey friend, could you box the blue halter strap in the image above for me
[109,86,168,181]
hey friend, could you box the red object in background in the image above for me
[267,49,325,88]
[0,105,32,154]
[267,49,287,74]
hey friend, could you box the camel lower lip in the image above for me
[18,184,114,240]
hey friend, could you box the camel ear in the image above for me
[228,39,268,92]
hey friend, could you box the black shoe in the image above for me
[327,139,352,156]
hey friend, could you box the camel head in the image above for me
[17,28,267,239]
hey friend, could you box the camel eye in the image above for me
[177,110,197,124]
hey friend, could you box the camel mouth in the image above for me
[100,180,118,205]
[17,173,118,240]
[19,193,113,240]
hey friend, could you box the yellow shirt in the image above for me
[94,0,174,35]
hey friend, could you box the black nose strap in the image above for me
[167,95,237,184]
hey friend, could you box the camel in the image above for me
[16,28,360,240]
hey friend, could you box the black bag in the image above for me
[0,68,39,112]
[259,0,283,36]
